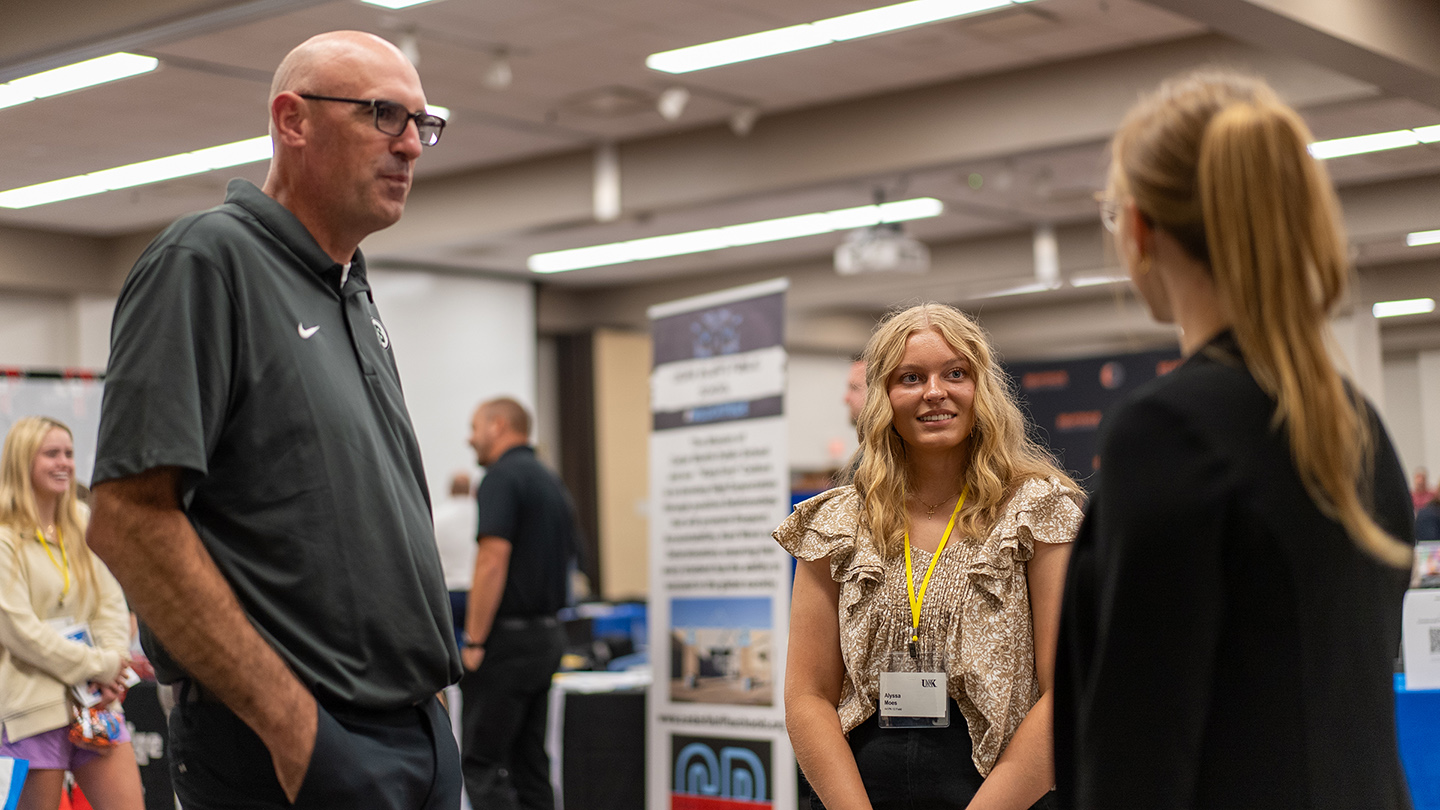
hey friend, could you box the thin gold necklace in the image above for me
[913,491,958,520]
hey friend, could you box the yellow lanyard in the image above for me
[903,488,967,648]
[36,527,71,600]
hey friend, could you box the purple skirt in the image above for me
[0,719,131,770]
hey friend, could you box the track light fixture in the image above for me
[729,106,760,137]
[657,87,690,121]
[485,49,513,89]
[397,29,421,67]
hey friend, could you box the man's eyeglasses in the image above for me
[298,94,446,146]
[1097,194,1121,233]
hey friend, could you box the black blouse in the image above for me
[1054,333,1414,810]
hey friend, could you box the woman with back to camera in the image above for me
[1053,72,1416,810]
[777,303,1084,809]
[0,417,144,810]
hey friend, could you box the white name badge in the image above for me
[878,649,949,728]
[879,671,948,718]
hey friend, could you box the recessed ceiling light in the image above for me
[0,53,158,111]
[1308,125,1440,159]
[1406,229,1440,247]
[1372,298,1436,318]
[0,137,272,209]
[646,0,1033,74]
[528,197,944,273]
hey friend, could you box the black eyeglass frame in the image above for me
[1099,197,1120,233]
[297,93,446,146]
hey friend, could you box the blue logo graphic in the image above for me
[691,308,744,358]
[674,741,768,802]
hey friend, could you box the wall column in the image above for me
[1419,350,1440,479]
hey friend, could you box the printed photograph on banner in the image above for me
[1413,541,1440,589]
[672,733,772,810]
[670,597,772,706]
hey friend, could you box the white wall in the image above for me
[0,291,81,368]
[787,352,859,472]
[0,274,538,505]
[74,294,116,370]
[534,335,561,469]
[368,269,536,505]
[1331,310,1386,415]
[1383,356,1423,478]
[1420,351,1440,483]
[1381,350,1440,484]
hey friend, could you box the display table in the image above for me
[1397,674,1440,810]
[548,671,650,810]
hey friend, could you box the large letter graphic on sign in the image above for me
[721,747,767,801]
[676,743,720,796]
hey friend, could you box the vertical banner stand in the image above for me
[646,278,795,810]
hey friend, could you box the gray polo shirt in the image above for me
[95,179,462,710]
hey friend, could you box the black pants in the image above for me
[168,683,461,810]
[459,622,566,810]
[812,699,1057,810]
[448,590,469,650]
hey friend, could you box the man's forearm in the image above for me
[464,537,510,644]
[87,469,316,799]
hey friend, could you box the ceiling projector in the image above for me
[834,223,930,275]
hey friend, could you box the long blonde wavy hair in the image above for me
[1111,71,1410,567]
[0,416,98,601]
[853,304,1078,558]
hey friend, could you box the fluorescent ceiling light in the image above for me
[973,280,1062,299]
[0,53,158,111]
[0,136,272,209]
[528,197,944,273]
[647,0,1031,74]
[1372,298,1436,318]
[1308,125,1440,159]
[1406,229,1440,247]
[360,0,442,8]
[1070,273,1128,287]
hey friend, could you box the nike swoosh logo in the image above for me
[298,323,320,339]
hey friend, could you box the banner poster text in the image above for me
[647,278,795,810]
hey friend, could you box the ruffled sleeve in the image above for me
[968,476,1083,601]
[995,475,1085,554]
[958,476,1084,774]
[774,487,891,730]
[773,487,886,596]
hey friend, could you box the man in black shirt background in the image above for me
[461,397,577,810]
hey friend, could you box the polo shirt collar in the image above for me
[497,445,535,464]
[224,179,370,294]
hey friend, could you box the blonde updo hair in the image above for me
[1110,71,1409,567]
[853,303,1077,558]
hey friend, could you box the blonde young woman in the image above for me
[1053,73,1415,810]
[777,303,1083,810]
[0,417,143,810]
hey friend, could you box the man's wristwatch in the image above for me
[462,631,486,650]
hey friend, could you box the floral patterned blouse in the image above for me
[774,476,1083,775]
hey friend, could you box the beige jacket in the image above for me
[0,514,130,742]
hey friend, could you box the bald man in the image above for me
[88,32,460,809]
